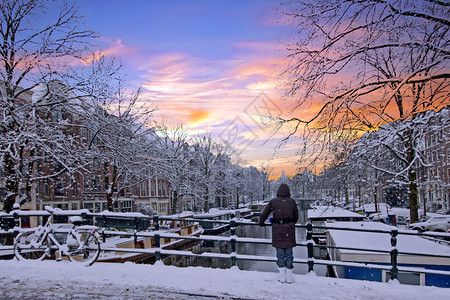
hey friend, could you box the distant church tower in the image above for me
[281,170,286,183]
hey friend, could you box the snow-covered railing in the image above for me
[1,208,449,287]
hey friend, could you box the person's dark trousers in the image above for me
[276,247,293,269]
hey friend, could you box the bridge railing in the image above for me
[1,209,449,287]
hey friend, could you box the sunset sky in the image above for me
[78,0,301,179]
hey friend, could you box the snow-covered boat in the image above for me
[193,208,235,235]
[246,201,268,217]
[97,212,203,263]
[235,208,254,220]
[307,206,366,243]
[326,221,450,287]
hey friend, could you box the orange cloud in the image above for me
[131,43,316,179]
[188,109,210,124]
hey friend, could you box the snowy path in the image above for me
[0,260,449,300]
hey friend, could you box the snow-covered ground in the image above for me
[0,260,449,299]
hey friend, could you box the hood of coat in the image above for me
[276,184,291,198]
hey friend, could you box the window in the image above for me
[71,203,78,210]
[158,203,166,214]
[141,182,147,196]
[122,200,132,212]
[162,182,167,196]
[91,175,100,192]
[54,178,65,196]
[151,181,156,196]
[51,109,64,123]
[158,181,162,196]
[43,179,49,196]
[92,158,100,169]
[56,203,68,210]
[81,127,88,139]
[83,176,90,193]
[135,184,141,196]
[71,180,77,196]
[84,203,93,212]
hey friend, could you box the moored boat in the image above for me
[97,212,203,263]
[193,208,234,235]
[308,205,367,244]
[326,221,450,287]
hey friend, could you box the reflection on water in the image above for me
[179,224,326,276]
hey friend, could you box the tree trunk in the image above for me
[409,169,419,223]
[204,186,209,212]
[172,191,178,214]
[373,185,378,221]
[406,138,419,223]
[106,190,114,212]
[3,153,18,213]
[344,182,349,205]
[104,162,114,211]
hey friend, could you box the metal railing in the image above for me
[1,209,449,287]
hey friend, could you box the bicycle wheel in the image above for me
[66,231,100,266]
[14,231,50,261]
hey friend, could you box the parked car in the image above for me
[409,216,450,233]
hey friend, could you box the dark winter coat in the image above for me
[259,184,299,248]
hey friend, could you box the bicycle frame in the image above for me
[15,208,101,264]
[29,214,73,258]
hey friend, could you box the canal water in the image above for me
[168,224,327,276]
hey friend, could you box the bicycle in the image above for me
[14,206,101,266]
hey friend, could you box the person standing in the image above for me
[259,183,299,283]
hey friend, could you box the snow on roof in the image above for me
[194,209,235,218]
[326,221,450,257]
[308,206,364,219]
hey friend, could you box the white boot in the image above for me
[277,267,286,282]
[286,268,294,283]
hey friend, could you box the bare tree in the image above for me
[0,0,96,212]
[153,122,194,214]
[88,87,156,211]
[191,133,235,212]
[278,0,449,222]
[258,163,273,201]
